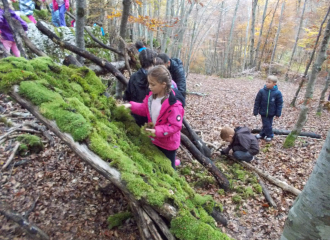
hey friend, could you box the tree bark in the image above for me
[284,0,307,81]
[290,6,330,107]
[35,21,128,86]
[256,0,280,71]
[249,0,258,68]
[116,0,131,99]
[254,0,268,67]
[269,0,285,74]
[75,0,86,64]
[317,71,330,113]
[284,14,330,148]
[251,128,321,139]
[281,130,330,239]
[242,3,251,72]
[180,133,229,191]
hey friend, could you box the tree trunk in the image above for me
[317,71,330,113]
[256,0,280,71]
[269,0,285,74]
[284,15,330,148]
[249,0,258,68]
[281,130,330,239]
[290,6,330,107]
[284,0,307,81]
[212,1,224,74]
[161,0,172,52]
[242,3,251,72]
[76,0,86,64]
[116,0,131,99]
[224,0,240,77]
[254,0,268,67]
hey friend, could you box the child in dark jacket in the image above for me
[253,75,283,142]
[220,126,259,162]
[123,48,157,126]
[123,65,185,169]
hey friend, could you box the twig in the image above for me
[186,91,208,96]
[0,201,50,240]
[0,125,22,142]
[24,195,40,219]
[254,173,277,208]
[1,142,20,171]
[180,146,194,162]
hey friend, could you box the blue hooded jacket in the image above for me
[253,85,283,117]
[19,0,35,16]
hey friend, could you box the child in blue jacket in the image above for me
[253,75,283,142]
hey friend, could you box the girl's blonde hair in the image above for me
[148,65,172,97]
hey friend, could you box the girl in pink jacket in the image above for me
[52,0,69,27]
[124,65,185,169]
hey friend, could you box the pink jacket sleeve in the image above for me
[130,96,148,117]
[52,0,58,11]
[154,105,184,138]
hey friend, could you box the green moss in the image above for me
[0,117,13,127]
[20,15,32,23]
[17,134,44,153]
[232,195,242,204]
[218,189,225,196]
[107,211,132,229]
[243,186,254,199]
[283,133,296,148]
[34,9,49,21]
[253,183,262,194]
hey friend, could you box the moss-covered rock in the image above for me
[0,57,231,239]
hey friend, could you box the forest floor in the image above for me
[1,74,329,240]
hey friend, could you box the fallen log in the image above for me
[239,161,301,196]
[35,21,128,86]
[251,128,321,139]
[254,173,277,208]
[180,133,229,191]
[182,118,212,157]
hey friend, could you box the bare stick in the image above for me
[254,173,277,208]
[1,141,20,170]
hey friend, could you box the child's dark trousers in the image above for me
[260,116,274,139]
[233,151,254,162]
[157,146,176,169]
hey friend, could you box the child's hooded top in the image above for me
[0,9,28,41]
[168,58,186,99]
[130,89,185,151]
[222,127,259,156]
[253,85,283,117]
[19,0,35,16]
[52,0,69,11]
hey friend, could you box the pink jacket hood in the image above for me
[130,90,184,150]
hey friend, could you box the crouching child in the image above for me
[220,126,259,162]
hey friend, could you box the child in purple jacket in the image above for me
[123,65,185,169]
[0,3,28,57]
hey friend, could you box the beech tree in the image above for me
[281,129,330,239]
[284,13,330,148]
[249,0,258,68]
[75,0,86,64]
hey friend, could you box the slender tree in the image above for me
[76,0,86,64]
[290,6,330,107]
[254,0,268,67]
[249,0,258,68]
[317,71,330,114]
[283,14,330,148]
[212,1,225,74]
[116,0,131,99]
[284,0,307,81]
[281,129,330,239]
[269,0,285,74]
[242,3,251,72]
[256,0,280,71]
[224,0,240,77]
[161,0,172,52]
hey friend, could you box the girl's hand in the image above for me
[118,103,132,108]
[145,128,155,134]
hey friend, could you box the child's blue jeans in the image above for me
[260,116,274,139]
[59,4,66,27]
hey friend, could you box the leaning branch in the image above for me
[35,21,128,86]
[251,128,321,139]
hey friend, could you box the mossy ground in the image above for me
[0,57,232,240]
[17,133,44,155]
